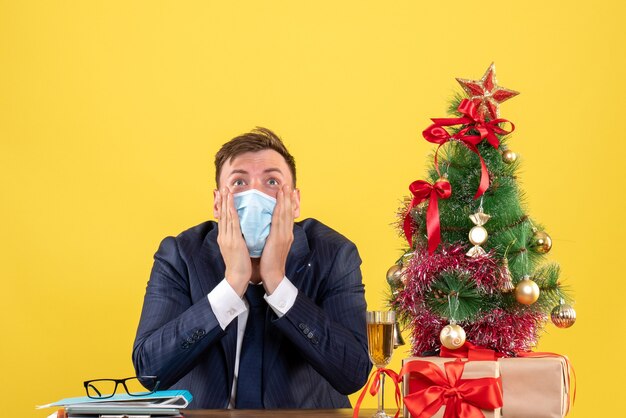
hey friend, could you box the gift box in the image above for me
[498,356,571,418]
[401,357,502,418]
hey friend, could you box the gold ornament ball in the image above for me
[551,303,577,328]
[531,230,552,254]
[439,324,466,350]
[400,267,409,285]
[469,225,488,246]
[515,278,540,305]
[502,149,517,164]
[386,264,404,286]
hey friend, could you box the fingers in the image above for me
[228,191,243,236]
[264,185,294,249]
[218,188,240,237]
[260,185,294,292]
[217,188,251,295]
[218,188,234,242]
[224,189,232,236]
[269,185,294,238]
[217,189,227,236]
[282,185,296,234]
[282,184,293,221]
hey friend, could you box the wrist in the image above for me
[261,271,284,294]
[225,271,249,297]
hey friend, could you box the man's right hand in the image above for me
[216,188,251,297]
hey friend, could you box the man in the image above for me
[132,127,371,409]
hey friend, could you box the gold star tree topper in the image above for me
[456,63,519,120]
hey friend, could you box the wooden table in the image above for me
[184,409,382,417]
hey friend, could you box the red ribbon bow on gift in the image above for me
[440,343,576,414]
[399,359,503,418]
[422,99,515,199]
[352,368,402,418]
[403,179,452,255]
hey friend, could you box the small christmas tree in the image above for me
[389,63,576,356]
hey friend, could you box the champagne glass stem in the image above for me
[377,370,385,414]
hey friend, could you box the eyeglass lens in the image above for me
[86,377,154,398]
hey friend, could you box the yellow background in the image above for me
[1,1,624,416]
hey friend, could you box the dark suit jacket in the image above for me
[132,218,371,409]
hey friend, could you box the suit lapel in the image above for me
[284,223,311,284]
[196,226,225,296]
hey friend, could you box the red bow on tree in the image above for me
[403,179,452,255]
[422,99,515,199]
[399,359,503,418]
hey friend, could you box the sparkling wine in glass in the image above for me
[367,310,395,418]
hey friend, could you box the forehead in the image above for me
[219,149,292,182]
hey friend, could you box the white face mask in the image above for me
[233,189,277,258]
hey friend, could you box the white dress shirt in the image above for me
[207,277,298,408]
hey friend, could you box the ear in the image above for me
[213,189,220,219]
[292,188,301,219]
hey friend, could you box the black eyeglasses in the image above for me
[83,376,160,399]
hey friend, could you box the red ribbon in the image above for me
[422,99,515,199]
[403,179,452,254]
[399,359,503,418]
[353,368,402,418]
[439,342,504,361]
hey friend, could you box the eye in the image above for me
[232,179,246,187]
[267,178,280,186]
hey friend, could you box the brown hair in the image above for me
[214,127,297,187]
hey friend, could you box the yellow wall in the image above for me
[1,1,624,416]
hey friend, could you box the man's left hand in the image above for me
[260,184,296,294]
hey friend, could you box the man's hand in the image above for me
[260,184,296,294]
[216,188,251,297]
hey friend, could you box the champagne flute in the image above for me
[366,310,395,418]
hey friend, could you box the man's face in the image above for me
[213,149,300,218]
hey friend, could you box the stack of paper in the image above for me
[37,390,192,417]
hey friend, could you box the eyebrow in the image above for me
[263,168,284,175]
[228,169,249,176]
[227,168,284,176]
